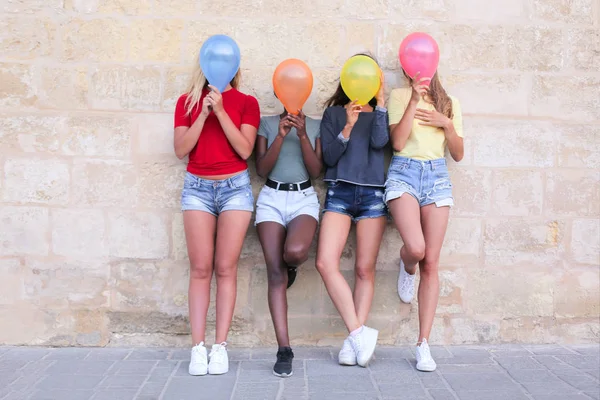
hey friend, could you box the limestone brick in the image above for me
[531,75,600,122]
[152,0,197,16]
[61,18,128,62]
[471,120,556,168]
[171,213,187,261]
[71,159,138,207]
[343,22,376,60]
[571,219,600,266]
[0,114,64,153]
[0,63,35,108]
[1,0,63,13]
[238,68,280,116]
[558,124,600,169]
[3,157,69,205]
[63,115,133,157]
[137,160,186,209]
[546,170,600,217]
[506,26,564,71]
[437,269,467,314]
[0,16,55,60]
[464,269,555,318]
[452,0,524,22]
[163,66,191,110]
[554,269,600,318]
[445,25,506,71]
[135,114,175,155]
[531,0,595,24]
[108,211,169,259]
[51,209,107,258]
[0,206,49,256]
[566,29,600,71]
[64,0,152,14]
[492,170,544,217]
[111,261,188,314]
[346,0,390,19]
[34,66,89,110]
[0,259,22,305]
[185,21,235,64]
[441,218,482,265]
[449,318,500,344]
[484,219,565,267]
[200,0,305,18]
[444,73,529,116]
[23,260,109,309]
[130,19,184,63]
[90,66,163,111]
[449,168,492,217]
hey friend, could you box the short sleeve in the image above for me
[450,97,463,138]
[242,95,261,128]
[307,117,320,139]
[387,88,409,126]
[257,117,270,138]
[174,94,191,128]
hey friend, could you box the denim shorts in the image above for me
[385,156,454,207]
[323,181,387,222]
[255,186,319,227]
[181,170,254,215]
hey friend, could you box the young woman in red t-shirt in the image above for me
[174,61,260,376]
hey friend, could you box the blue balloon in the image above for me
[199,35,241,93]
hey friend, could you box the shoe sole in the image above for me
[208,370,228,375]
[188,371,207,376]
[272,370,293,378]
[338,360,358,366]
[416,364,436,372]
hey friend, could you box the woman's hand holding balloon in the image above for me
[200,96,212,119]
[342,100,362,139]
[278,114,292,139]
[287,111,307,138]
[410,72,430,104]
[206,85,224,116]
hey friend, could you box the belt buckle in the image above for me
[288,184,294,191]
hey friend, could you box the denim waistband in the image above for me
[185,170,250,188]
[391,156,447,171]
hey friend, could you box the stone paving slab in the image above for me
[0,345,598,400]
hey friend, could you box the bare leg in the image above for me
[418,204,450,342]
[256,222,289,347]
[214,210,252,344]
[387,195,425,274]
[315,212,360,332]
[283,215,318,266]
[184,211,217,345]
[354,217,387,325]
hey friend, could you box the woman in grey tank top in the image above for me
[254,95,322,378]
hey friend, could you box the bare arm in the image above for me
[174,97,210,159]
[288,112,322,179]
[443,123,464,162]
[255,116,291,178]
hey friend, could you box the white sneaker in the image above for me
[398,258,416,303]
[208,342,229,375]
[188,343,208,376]
[338,337,357,366]
[416,339,437,372]
[348,326,378,367]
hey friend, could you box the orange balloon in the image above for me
[273,59,313,115]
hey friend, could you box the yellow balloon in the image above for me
[340,55,381,106]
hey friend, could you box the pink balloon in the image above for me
[399,32,440,86]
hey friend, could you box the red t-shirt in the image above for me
[174,88,260,176]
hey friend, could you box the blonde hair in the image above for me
[403,71,453,119]
[184,59,242,116]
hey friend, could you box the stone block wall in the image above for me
[0,0,598,347]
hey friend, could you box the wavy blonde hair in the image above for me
[184,60,241,116]
[404,71,453,119]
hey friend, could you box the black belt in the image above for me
[266,179,311,191]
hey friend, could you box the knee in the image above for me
[355,263,375,282]
[420,257,439,277]
[405,241,426,262]
[266,266,287,288]
[315,258,330,276]
[283,243,309,266]
[214,260,237,280]
[190,261,212,280]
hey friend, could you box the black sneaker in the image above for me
[273,347,294,377]
[287,267,297,289]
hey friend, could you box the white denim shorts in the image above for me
[255,186,320,227]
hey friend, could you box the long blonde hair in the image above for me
[184,61,241,116]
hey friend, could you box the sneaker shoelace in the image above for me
[419,342,432,360]
[401,270,415,293]
[210,344,226,364]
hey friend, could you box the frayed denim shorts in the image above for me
[181,170,254,216]
[385,156,454,208]
[323,181,387,222]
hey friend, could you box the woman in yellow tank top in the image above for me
[384,71,464,372]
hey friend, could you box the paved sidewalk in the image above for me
[0,345,598,400]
